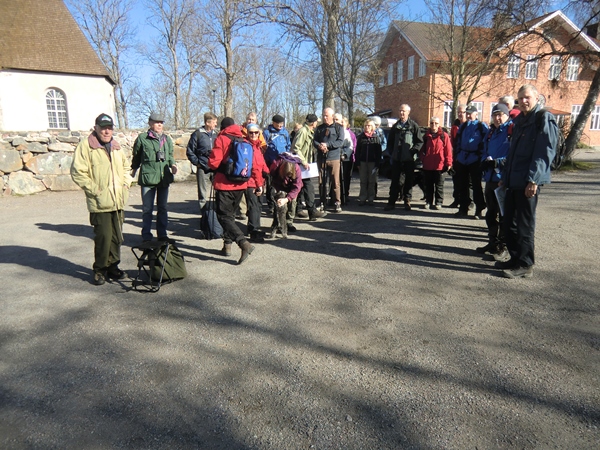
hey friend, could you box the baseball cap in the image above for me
[95,113,114,127]
[491,103,510,116]
[272,114,285,124]
[465,105,478,114]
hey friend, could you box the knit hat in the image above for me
[272,114,285,124]
[220,117,235,130]
[491,103,510,116]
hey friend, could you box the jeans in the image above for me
[358,162,377,202]
[454,160,485,212]
[388,159,415,204]
[141,185,169,241]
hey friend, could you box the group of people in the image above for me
[70,83,557,284]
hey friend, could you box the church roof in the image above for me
[0,0,113,82]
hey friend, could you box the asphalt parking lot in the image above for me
[1,151,599,449]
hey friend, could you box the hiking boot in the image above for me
[93,271,106,286]
[296,210,309,219]
[287,224,297,232]
[335,202,342,213]
[448,200,460,208]
[473,209,485,220]
[309,210,326,221]
[495,259,517,270]
[383,203,395,211]
[221,243,232,256]
[476,243,497,254]
[455,210,469,217]
[422,203,431,210]
[107,266,127,280]
[238,240,255,265]
[503,266,533,279]
[493,248,510,262]
[404,200,412,211]
[249,232,265,243]
[432,204,442,210]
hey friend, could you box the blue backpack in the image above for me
[222,135,253,181]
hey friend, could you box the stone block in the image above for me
[21,152,33,164]
[27,142,48,153]
[11,137,26,146]
[25,152,73,175]
[48,142,75,152]
[7,171,47,195]
[175,134,191,147]
[173,145,187,160]
[42,174,79,191]
[26,136,50,143]
[0,149,23,173]
[56,136,81,144]
[174,160,193,182]
[0,141,12,151]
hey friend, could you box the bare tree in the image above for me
[143,0,199,129]
[68,0,135,128]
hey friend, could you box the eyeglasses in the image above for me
[430,122,439,124]
[248,131,260,135]
[458,111,466,114]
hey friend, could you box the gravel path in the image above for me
[1,150,599,449]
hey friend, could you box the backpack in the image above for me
[534,109,565,170]
[264,132,282,165]
[221,134,253,181]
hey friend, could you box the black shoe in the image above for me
[308,210,327,221]
[476,243,497,254]
[383,204,395,211]
[473,209,485,220]
[93,271,106,286]
[455,210,469,217]
[249,232,265,243]
[404,200,412,211]
[287,224,297,232]
[448,200,460,208]
[107,266,127,280]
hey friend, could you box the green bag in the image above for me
[151,243,187,282]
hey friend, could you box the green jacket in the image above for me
[291,123,315,165]
[132,130,175,187]
[71,133,132,213]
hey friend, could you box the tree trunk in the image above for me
[565,67,600,158]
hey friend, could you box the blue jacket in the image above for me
[482,120,512,183]
[186,126,216,173]
[456,120,488,165]
[503,103,558,189]
[263,125,291,165]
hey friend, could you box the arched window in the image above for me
[46,89,69,129]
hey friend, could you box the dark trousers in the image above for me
[503,187,538,268]
[484,181,504,246]
[245,187,262,235]
[422,170,444,205]
[341,160,353,203]
[299,177,316,215]
[454,161,485,212]
[90,210,124,272]
[388,159,415,204]
[215,189,246,245]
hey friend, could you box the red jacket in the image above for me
[247,138,268,188]
[208,124,264,191]
[420,129,453,171]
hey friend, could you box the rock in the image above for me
[0,176,4,193]
[1,141,12,151]
[25,152,73,175]
[42,174,79,191]
[56,136,81,144]
[21,152,33,164]
[11,137,27,146]
[173,145,187,160]
[27,142,48,153]
[175,134,191,147]
[7,171,47,195]
[25,136,50,143]
[48,142,75,152]
[174,160,192,182]
[0,149,23,173]
[72,131,81,137]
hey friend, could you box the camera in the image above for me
[156,150,165,162]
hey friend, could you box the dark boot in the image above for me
[238,240,255,265]
[221,242,232,256]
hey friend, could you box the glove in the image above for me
[480,159,496,171]
[448,167,456,176]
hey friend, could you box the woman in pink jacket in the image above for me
[419,117,453,210]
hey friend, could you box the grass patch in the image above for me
[557,160,598,171]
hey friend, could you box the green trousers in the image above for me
[90,210,124,272]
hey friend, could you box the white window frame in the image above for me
[566,56,580,81]
[397,60,403,83]
[471,101,483,118]
[549,56,562,80]
[407,56,414,80]
[571,105,581,127]
[387,63,394,85]
[507,54,520,79]
[443,101,453,128]
[525,55,538,80]
[419,58,426,77]
[591,105,600,131]
[46,89,69,129]
[379,75,385,88]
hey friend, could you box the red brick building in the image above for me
[375,11,600,146]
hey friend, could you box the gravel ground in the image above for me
[1,150,599,449]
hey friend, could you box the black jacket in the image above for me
[186,126,216,173]
[387,118,423,162]
[313,122,344,161]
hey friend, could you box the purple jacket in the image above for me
[269,153,303,201]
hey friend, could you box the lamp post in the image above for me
[210,84,217,115]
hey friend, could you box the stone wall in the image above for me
[0,130,195,196]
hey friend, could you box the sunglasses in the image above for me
[248,131,260,135]
[430,122,439,124]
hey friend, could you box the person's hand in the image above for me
[277,197,289,207]
[171,165,178,175]
[255,186,263,196]
[525,182,537,198]
[303,163,309,170]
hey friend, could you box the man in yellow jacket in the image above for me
[71,113,132,285]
